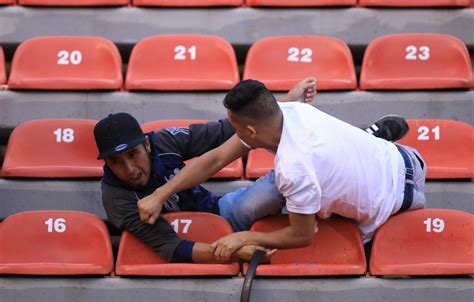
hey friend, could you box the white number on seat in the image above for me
[170,219,193,234]
[57,50,82,65]
[174,45,197,61]
[45,218,67,233]
[417,126,440,141]
[287,47,313,63]
[405,46,430,61]
[54,128,75,143]
[423,217,445,233]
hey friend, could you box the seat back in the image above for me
[245,148,275,179]
[359,0,469,7]
[246,0,356,6]
[126,34,239,91]
[2,119,103,178]
[133,0,243,6]
[397,119,474,179]
[0,210,113,275]
[247,215,366,276]
[142,119,243,178]
[19,0,129,6]
[0,0,14,4]
[370,209,474,276]
[360,33,472,90]
[8,36,123,90]
[244,35,356,91]
[0,46,5,85]
[116,212,239,276]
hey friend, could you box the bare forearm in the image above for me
[241,227,313,250]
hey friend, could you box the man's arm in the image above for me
[278,77,317,103]
[210,212,315,261]
[138,134,248,225]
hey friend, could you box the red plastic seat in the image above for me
[360,34,473,90]
[116,212,240,276]
[125,35,239,91]
[243,36,356,91]
[245,148,275,179]
[0,0,14,5]
[2,119,103,178]
[246,0,356,6]
[133,0,242,6]
[19,0,128,6]
[0,47,5,85]
[142,119,244,178]
[0,210,113,275]
[397,119,474,179]
[359,0,469,7]
[244,215,366,276]
[8,36,123,90]
[370,209,474,276]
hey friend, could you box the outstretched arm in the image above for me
[138,135,248,225]
[278,77,317,103]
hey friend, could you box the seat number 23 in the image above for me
[423,218,444,233]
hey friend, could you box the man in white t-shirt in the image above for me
[137,80,426,261]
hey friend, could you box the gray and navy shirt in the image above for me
[101,119,235,262]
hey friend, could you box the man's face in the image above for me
[105,141,151,190]
[227,110,260,149]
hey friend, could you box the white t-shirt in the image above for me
[274,102,405,242]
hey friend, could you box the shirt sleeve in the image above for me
[101,181,183,262]
[277,173,321,215]
[153,119,236,160]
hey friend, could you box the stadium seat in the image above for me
[0,0,14,5]
[142,120,244,178]
[246,0,356,6]
[125,35,239,91]
[245,148,275,179]
[397,119,474,179]
[243,36,356,91]
[370,209,474,276]
[19,0,128,6]
[133,0,243,6]
[2,119,103,178]
[359,0,469,7]
[0,47,5,85]
[244,215,366,276]
[116,212,240,276]
[8,36,123,90]
[0,210,113,275]
[360,33,473,90]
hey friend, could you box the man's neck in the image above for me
[264,111,283,153]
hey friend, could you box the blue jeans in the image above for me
[218,170,286,231]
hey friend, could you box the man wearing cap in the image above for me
[95,78,410,263]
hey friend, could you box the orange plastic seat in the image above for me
[0,0,14,4]
[2,119,103,178]
[142,119,244,178]
[359,0,469,7]
[370,209,474,276]
[244,215,366,276]
[125,35,239,91]
[360,34,473,90]
[243,36,356,91]
[116,212,240,276]
[19,0,128,6]
[0,210,113,275]
[0,47,5,85]
[246,0,356,6]
[133,0,243,6]
[8,36,123,90]
[397,119,474,179]
[245,148,275,179]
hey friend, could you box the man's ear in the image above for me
[246,125,257,139]
[144,137,151,153]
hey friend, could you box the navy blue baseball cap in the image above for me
[94,113,145,160]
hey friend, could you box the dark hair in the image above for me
[223,80,279,120]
